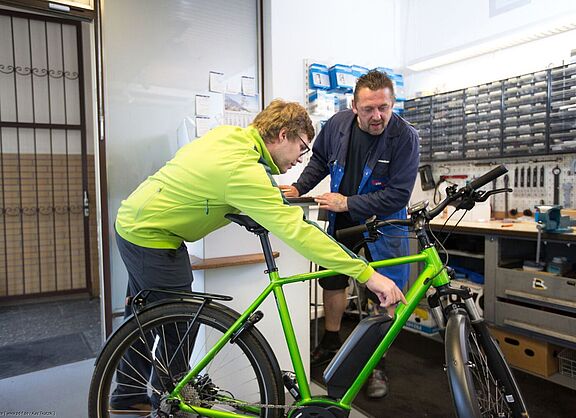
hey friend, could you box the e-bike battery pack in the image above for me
[323,313,393,399]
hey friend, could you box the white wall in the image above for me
[403,0,576,96]
[405,29,576,96]
[264,0,406,186]
[404,0,576,66]
[264,0,404,104]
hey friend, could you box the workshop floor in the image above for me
[0,296,102,379]
[311,316,575,418]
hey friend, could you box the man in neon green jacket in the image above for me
[112,99,406,410]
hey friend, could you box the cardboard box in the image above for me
[405,305,439,335]
[489,327,561,377]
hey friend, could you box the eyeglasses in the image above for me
[297,134,311,157]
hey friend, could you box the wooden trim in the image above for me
[0,0,95,20]
[46,0,93,11]
[190,252,279,271]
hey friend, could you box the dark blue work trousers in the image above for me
[111,230,194,408]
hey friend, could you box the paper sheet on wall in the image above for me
[241,76,256,96]
[224,93,259,113]
[195,94,211,116]
[209,71,225,93]
[195,116,212,137]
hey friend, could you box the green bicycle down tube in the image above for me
[338,247,447,405]
[171,280,277,398]
[339,262,440,405]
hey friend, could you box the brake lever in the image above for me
[476,187,512,202]
[365,215,380,240]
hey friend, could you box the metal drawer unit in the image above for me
[549,63,576,154]
[502,70,548,156]
[403,62,576,162]
[494,300,576,346]
[494,267,576,313]
[430,90,465,161]
[464,82,502,159]
[404,96,432,162]
[493,234,576,347]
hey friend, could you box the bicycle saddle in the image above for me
[225,213,269,235]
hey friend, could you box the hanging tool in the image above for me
[532,166,538,188]
[520,166,525,188]
[570,159,576,176]
[492,178,498,216]
[439,174,468,181]
[418,164,436,191]
[540,166,544,188]
[562,183,573,208]
[552,166,561,205]
[503,174,510,219]
[514,167,519,188]
[526,167,531,190]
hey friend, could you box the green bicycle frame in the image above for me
[172,245,449,417]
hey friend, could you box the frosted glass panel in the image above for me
[102,0,260,314]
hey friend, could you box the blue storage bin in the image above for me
[351,65,369,79]
[329,64,355,92]
[390,73,406,101]
[308,63,331,90]
[373,66,393,76]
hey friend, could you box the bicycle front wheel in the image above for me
[89,301,284,418]
[445,309,528,418]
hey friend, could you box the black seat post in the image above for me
[257,231,278,273]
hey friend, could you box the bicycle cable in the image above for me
[439,209,469,247]
[425,207,470,284]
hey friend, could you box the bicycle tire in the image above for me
[88,300,285,417]
[445,309,529,418]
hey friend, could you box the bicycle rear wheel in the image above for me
[89,301,284,417]
[445,309,528,418]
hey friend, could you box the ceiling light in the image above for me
[407,16,576,71]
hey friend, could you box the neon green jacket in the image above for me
[116,125,374,283]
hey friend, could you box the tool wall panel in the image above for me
[417,157,576,216]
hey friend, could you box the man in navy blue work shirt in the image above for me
[282,70,419,398]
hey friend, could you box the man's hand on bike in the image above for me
[279,184,299,197]
[365,271,407,310]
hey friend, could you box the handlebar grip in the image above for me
[335,224,368,240]
[468,165,508,190]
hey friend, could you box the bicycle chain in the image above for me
[185,398,298,413]
[178,386,299,414]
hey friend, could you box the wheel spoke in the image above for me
[89,302,283,417]
[467,330,513,416]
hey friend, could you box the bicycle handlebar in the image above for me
[466,164,508,191]
[335,165,509,239]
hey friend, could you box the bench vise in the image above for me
[534,205,575,233]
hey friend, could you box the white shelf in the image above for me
[446,249,485,259]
